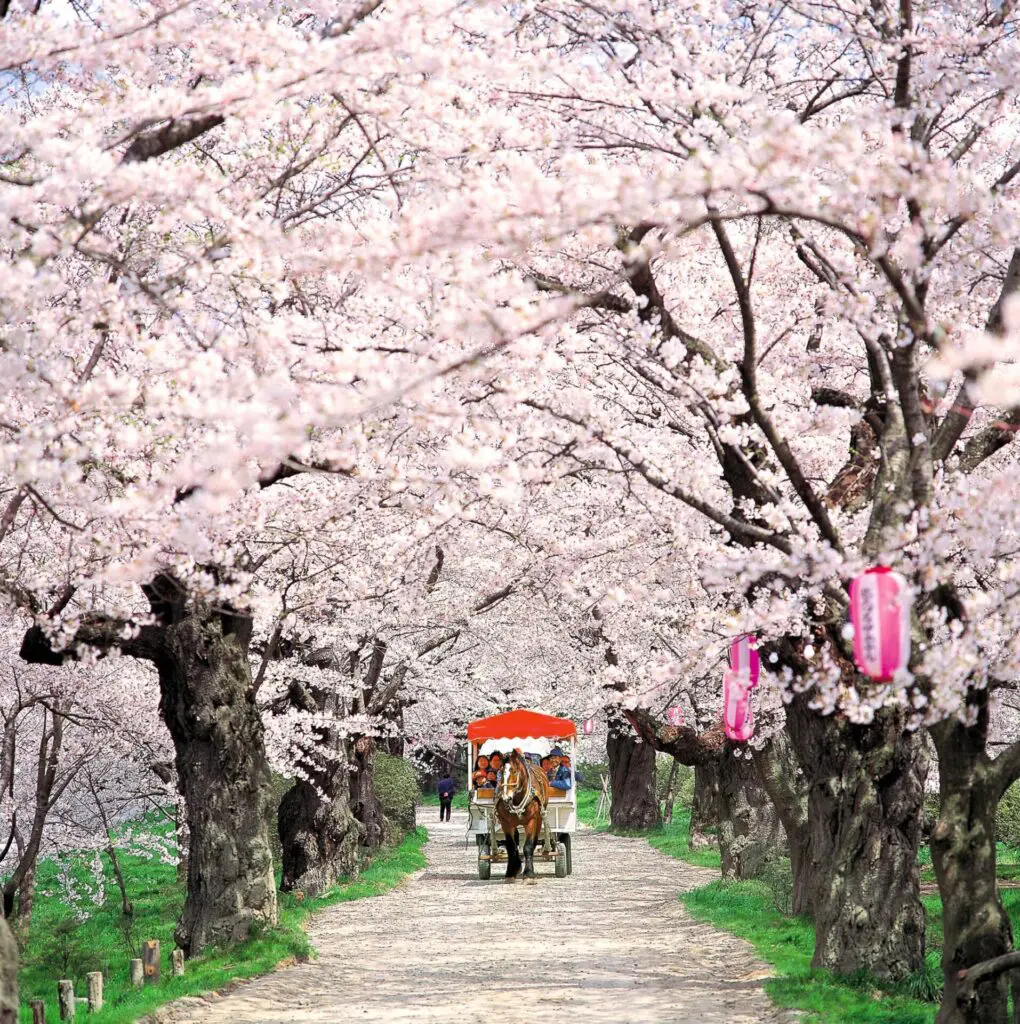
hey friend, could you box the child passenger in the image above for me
[472,755,491,789]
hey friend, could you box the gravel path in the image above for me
[161,810,791,1023]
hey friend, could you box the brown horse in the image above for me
[495,749,551,880]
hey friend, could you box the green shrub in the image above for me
[757,857,795,916]
[374,752,420,839]
[656,757,694,810]
[576,760,607,790]
[999,782,1020,848]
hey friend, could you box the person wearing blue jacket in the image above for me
[437,771,456,822]
[547,748,572,791]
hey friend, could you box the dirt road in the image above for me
[161,810,790,1023]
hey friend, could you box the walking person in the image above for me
[437,769,456,822]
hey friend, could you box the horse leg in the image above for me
[522,811,539,878]
[504,829,521,881]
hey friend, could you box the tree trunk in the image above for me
[21,578,279,958]
[158,613,278,956]
[607,718,660,830]
[787,698,927,982]
[349,736,386,850]
[278,777,362,894]
[0,916,15,1024]
[931,715,1013,1024]
[716,748,784,880]
[690,761,719,849]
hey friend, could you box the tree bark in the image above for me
[786,697,927,982]
[159,613,277,955]
[21,575,278,957]
[278,778,361,894]
[0,916,15,1024]
[930,710,1014,1024]
[607,717,660,830]
[349,736,386,850]
[715,748,784,880]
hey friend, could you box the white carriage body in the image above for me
[466,736,577,838]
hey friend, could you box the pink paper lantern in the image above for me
[582,718,595,736]
[849,566,912,682]
[729,633,760,688]
[723,669,754,742]
[665,706,685,726]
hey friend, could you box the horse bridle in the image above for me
[500,758,534,816]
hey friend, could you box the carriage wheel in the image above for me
[558,833,573,874]
[554,842,568,878]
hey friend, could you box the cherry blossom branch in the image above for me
[516,394,793,553]
[710,213,844,554]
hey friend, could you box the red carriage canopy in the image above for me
[466,709,577,742]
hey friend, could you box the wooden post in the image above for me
[30,999,46,1023]
[143,939,160,984]
[86,972,103,1013]
[57,980,75,1020]
[130,959,144,988]
[172,948,185,977]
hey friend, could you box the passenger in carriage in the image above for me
[472,755,491,789]
[487,752,503,786]
[547,748,572,791]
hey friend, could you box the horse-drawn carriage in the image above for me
[465,710,577,880]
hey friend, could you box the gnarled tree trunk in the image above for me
[608,717,660,830]
[716,747,784,880]
[349,736,386,850]
[160,613,277,955]
[0,916,16,1024]
[278,778,361,894]
[787,697,926,982]
[21,574,278,958]
[930,708,1014,1024]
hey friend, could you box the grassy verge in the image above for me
[18,826,428,1024]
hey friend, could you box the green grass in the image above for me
[574,790,722,870]
[17,824,427,1024]
[682,882,936,1023]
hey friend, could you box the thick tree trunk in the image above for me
[787,698,926,982]
[21,575,279,958]
[349,736,386,850]
[608,718,660,830]
[160,613,278,956]
[278,777,362,894]
[0,916,16,1024]
[931,715,1013,1024]
[716,748,784,880]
